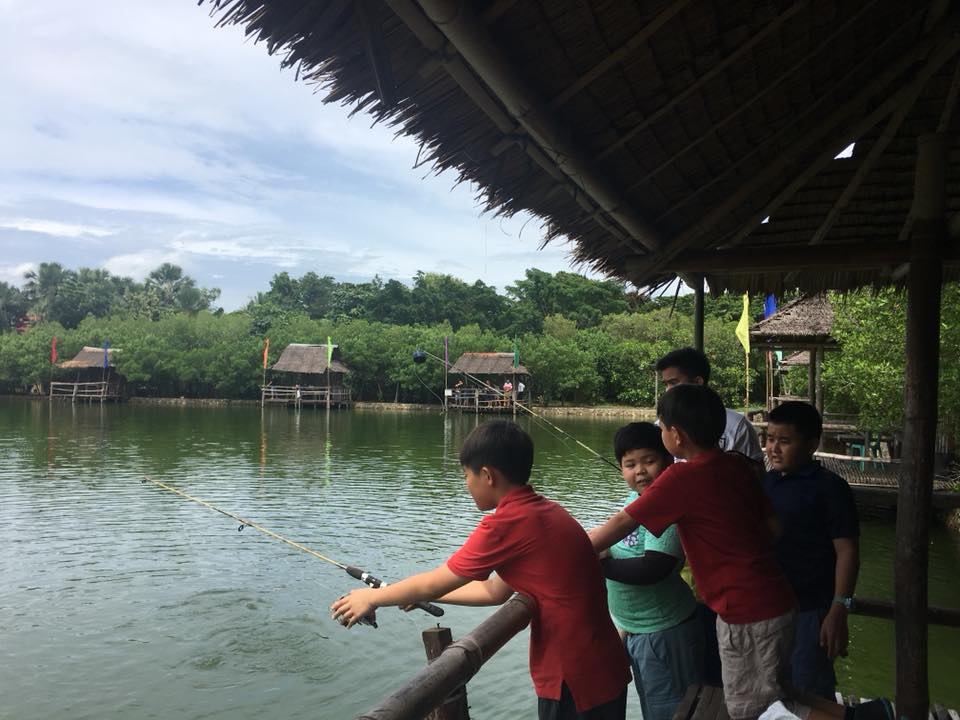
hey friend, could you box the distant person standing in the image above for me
[502,379,514,406]
[655,348,762,462]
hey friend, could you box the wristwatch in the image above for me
[833,595,854,610]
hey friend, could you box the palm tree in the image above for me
[23,262,68,322]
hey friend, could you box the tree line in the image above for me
[2,261,959,435]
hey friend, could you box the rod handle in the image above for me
[345,566,445,618]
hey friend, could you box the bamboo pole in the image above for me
[388,0,663,254]
[895,133,945,720]
[693,275,704,352]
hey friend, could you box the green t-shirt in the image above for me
[606,491,697,634]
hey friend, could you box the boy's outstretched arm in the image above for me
[588,510,639,553]
[821,536,859,658]
[330,564,469,628]
[434,573,514,606]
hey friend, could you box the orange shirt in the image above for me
[447,486,630,711]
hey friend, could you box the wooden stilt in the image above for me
[896,133,946,720]
[693,275,705,352]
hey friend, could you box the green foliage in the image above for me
[823,286,960,433]
[13,261,220,329]
[0,263,833,412]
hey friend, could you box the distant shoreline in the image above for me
[5,393,656,418]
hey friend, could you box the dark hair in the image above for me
[768,401,823,441]
[656,384,726,448]
[613,422,671,464]
[655,347,711,384]
[459,420,534,485]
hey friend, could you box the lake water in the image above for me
[1,398,958,719]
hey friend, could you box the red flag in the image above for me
[262,338,269,369]
[50,336,57,364]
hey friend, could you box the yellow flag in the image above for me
[735,294,750,353]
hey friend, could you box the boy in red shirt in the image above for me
[589,385,795,720]
[332,420,630,719]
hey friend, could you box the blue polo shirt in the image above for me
[763,461,859,611]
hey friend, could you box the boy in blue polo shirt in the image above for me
[763,402,860,700]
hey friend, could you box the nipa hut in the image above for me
[51,346,124,402]
[448,352,529,412]
[209,1,960,715]
[749,295,838,413]
[262,343,352,408]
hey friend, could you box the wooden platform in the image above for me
[261,385,351,408]
[671,685,960,720]
[49,381,123,403]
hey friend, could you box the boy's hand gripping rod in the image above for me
[142,476,444,628]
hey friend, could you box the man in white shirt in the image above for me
[655,347,763,462]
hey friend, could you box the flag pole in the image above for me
[744,349,750,414]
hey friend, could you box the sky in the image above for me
[0,1,600,311]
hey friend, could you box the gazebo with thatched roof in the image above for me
[51,346,124,402]
[448,352,530,412]
[207,1,960,715]
[262,343,351,408]
[750,294,838,413]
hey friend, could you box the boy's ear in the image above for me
[479,465,497,486]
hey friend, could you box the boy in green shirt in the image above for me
[600,422,704,720]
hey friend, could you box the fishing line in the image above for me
[413,349,620,471]
[141,476,444,627]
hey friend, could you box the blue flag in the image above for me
[764,294,777,319]
[103,340,110,368]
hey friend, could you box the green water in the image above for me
[0,398,957,719]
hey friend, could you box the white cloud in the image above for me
[0,217,114,238]
[0,0,588,310]
[0,261,35,286]
[104,250,183,280]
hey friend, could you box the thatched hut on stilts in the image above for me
[51,346,124,402]
[262,343,352,409]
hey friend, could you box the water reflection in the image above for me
[1,398,958,719]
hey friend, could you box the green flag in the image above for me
[327,337,333,366]
[513,339,519,368]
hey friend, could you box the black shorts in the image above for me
[538,683,627,720]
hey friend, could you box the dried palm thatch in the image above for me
[59,346,117,369]
[750,294,837,348]
[204,0,960,294]
[449,352,529,376]
[270,343,350,375]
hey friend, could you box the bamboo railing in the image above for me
[260,385,352,407]
[357,594,534,720]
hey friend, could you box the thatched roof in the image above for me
[450,352,529,376]
[270,343,350,374]
[750,295,837,348]
[779,350,811,368]
[59,346,118,369]
[206,0,960,295]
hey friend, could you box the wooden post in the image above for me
[422,627,470,720]
[807,347,817,406]
[693,274,705,352]
[896,132,946,720]
[358,594,533,720]
[814,346,824,415]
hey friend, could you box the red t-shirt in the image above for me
[447,485,629,711]
[625,448,795,624]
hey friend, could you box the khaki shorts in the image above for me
[716,610,795,720]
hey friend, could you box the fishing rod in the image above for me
[413,349,621,471]
[142,476,444,628]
